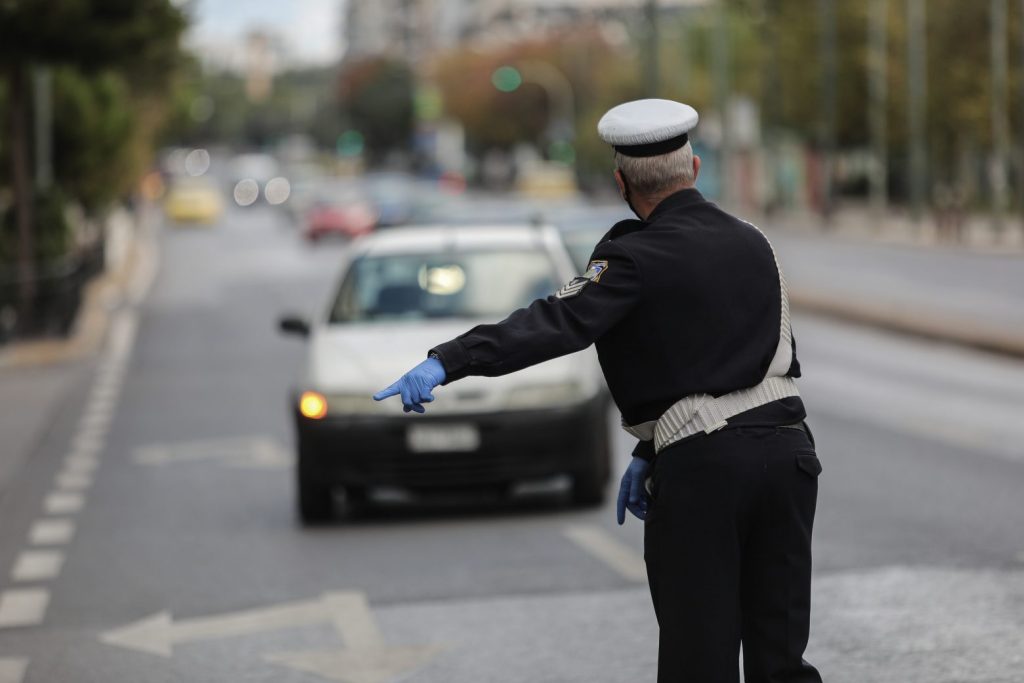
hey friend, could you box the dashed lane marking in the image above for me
[0,658,28,683]
[55,470,93,492]
[563,525,647,582]
[0,589,49,628]
[43,492,84,515]
[27,520,74,546]
[10,551,64,582]
[64,455,100,473]
[70,431,105,454]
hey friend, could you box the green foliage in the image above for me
[339,58,415,161]
[0,187,70,264]
[162,64,344,150]
[52,68,137,211]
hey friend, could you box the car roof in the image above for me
[355,225,557,258]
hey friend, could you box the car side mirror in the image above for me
[278,314,310,338]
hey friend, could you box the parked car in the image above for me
[279,224,611,523]
[163,177,224,225]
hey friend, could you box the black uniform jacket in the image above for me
[430,188,805,460]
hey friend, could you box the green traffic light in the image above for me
[491,66,522,93]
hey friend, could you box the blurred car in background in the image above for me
[303,181,377,242]
[163,177,224,225]
[279,224,610,523]
[363,172,427,228]
[548,205,634,272]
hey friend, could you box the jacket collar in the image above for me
[644,187,707,223]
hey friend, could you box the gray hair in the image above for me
[613,142,695,196]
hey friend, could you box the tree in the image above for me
[0,0,186,324]
[338,58,415,163]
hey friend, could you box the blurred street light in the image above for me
[643,0,660,97]
[818,0,837,223]
[906,0,928,223]
[990,0,1009,235]
[869,0,889,221]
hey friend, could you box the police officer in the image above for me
[374,98,823,683]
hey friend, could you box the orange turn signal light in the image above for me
[299,391,328,420]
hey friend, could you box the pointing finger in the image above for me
[373,383,400,401]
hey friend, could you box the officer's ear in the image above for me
[614,169,627,198]
[692,155,702,184]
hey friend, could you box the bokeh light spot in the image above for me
[233,178,259,206]
[265,177,291,205]
[491,66,522,93]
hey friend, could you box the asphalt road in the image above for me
[0,204,1021,683]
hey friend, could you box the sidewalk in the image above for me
[759,208,1024,358]
[0,206,158,497]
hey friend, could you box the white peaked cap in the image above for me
[597,99,699,156]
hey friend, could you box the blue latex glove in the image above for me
[372,357,447,414]
[616,457,651,525]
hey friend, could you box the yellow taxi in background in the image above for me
[164,177,224,225]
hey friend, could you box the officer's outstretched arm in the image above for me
[372,241,641,413]
[430,240,641,383]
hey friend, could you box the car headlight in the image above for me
[504,382,586,410]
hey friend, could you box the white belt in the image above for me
[622,375,800,454]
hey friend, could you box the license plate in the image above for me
[406,424,480,453]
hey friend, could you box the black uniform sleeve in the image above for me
[631,439,656,462]
[430,240,641,383]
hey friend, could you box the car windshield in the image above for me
[329,249,559,323]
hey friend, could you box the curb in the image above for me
[789,288,1024,359]
[0,208,159,369]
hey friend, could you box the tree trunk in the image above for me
[7,64,36,330]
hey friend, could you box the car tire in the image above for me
[571,402,612,507]
[297,440,334,525]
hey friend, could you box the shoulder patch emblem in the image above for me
[555,260,609,299]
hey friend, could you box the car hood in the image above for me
[305,320,603,414]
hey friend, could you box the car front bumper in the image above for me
[294,394,609,490]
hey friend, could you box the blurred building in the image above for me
[344,0,708,62]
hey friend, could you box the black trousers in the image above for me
[644,425,823,683]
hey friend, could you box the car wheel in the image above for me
[571,403,612,507]
[297,441,334,525]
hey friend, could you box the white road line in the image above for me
[10,551,65,582]
[78,411,113,432]
[43,492,84,515]
[55,470,93,492]
[0,589,49,628]
[64,455,100,473]
[0,658,28,683]
[106,312,138,361]
[563,525,647,582]
[71,431,105,454]
[28,520,75,546]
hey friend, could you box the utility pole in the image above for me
[818,0,837,225]
[713,0,731,206]
[33,66,53,191]
[906,0,928,224]
[644,0,660,97]
[1019,0,1024,233]
[868,0,889,223]
[990,0,1009,235]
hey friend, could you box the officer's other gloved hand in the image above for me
[372,358,446,414]
[616,456,651,525]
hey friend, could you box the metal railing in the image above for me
[0,239,105,344]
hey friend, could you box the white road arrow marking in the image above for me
[100,596,331,657]
[133,436,291,470]
[101,592,443,681]
[264,645,443,683]
[267,592,443,683]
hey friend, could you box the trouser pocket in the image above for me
[795,450,822,478]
